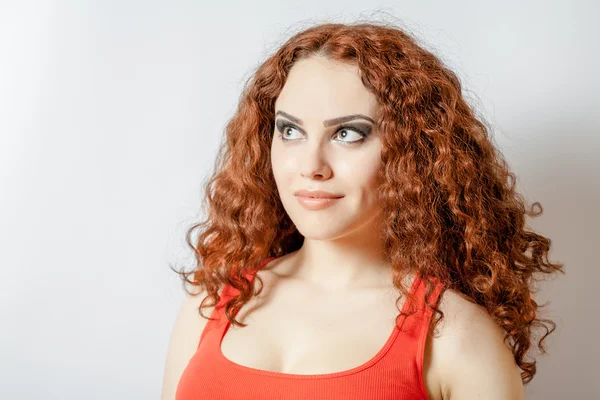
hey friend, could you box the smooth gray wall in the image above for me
[1,1,597,398]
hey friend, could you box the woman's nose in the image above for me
[298,145,332,180]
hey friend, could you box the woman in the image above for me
[162,21,564,400]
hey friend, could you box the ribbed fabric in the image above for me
[176,257,445,400]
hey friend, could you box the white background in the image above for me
[1,1,598,398]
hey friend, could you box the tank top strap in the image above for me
[415,274,445,315]
[399,273,445,330]
[414,274,445,391]
[378,272,445,397]
[197,286,229,347]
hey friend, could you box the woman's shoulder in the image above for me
[161,285,225,399]
[426,287,524,399]
[433,287,511,347]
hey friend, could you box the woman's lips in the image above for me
[295,195,343,210]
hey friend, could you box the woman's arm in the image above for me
[435,291,525,400]
[160,287,210,400]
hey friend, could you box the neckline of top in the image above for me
[216,256,423,379]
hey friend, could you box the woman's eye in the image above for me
[332,128,365,143]
[276,122,367,144]
[281,126,302,140]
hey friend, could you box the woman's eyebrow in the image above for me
[275,110,375,126]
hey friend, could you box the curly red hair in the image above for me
[171,21,564,384]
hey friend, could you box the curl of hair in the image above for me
[170,20,564,384]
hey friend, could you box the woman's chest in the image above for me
[219,283,402,375]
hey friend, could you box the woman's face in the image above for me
[271,56,383,241]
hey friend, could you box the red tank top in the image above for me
[176,256,445,400]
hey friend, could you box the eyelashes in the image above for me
[275,120,372,145]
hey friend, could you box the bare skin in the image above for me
[219,251,412,376]
[161,251,524,399]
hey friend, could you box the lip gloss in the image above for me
[295,195,343,210]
